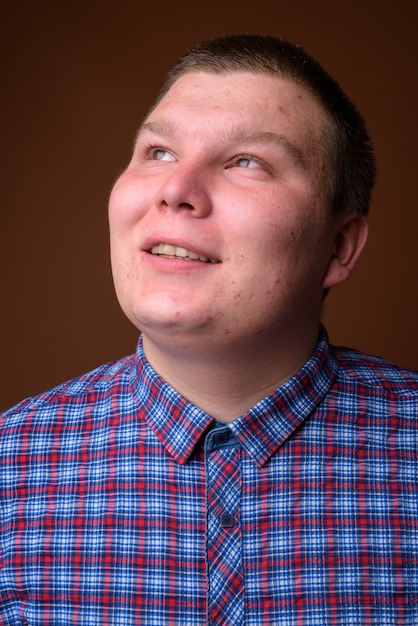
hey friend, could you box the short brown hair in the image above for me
[151,34,376,216]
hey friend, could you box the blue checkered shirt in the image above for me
[1,327,417,624]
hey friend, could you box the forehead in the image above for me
[144,71,325,149]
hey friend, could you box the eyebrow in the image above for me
[135,120,176,143]
[225,128,308,168]
[135,120,308,168]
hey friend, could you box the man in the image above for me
[1,34,417,625]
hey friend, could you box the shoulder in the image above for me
[331,343,418,398]
[0,354,136,426]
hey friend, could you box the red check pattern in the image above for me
[0,326,417,624]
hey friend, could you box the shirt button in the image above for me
[214,431,230,445]
[221,513,235,528]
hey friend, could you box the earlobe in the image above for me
[322,215,369,289]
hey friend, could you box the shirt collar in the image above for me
[131,342,214,465]
[131,326,338,467]
[229,327,338,466]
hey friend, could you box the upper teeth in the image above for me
[150,243,219,263]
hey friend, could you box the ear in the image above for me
[322,214,368,289]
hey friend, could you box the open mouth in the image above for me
[150,243,220,264]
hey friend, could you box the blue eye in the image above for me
[151,149,175,161]
[236,157,258,169]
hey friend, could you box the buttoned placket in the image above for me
[204,425,244,625]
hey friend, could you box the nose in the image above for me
[154,163,212,217]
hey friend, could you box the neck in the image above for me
[141,325,319,422]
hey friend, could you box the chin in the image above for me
[128,305,214,336]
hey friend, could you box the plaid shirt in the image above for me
[1,327,417,625]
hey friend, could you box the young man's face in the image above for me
[109,71,347,351]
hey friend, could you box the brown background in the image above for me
[1,0,417,410]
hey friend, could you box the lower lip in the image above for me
[144,252,218,272]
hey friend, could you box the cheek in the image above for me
[108,172,151,227]
[108,184,129,234]
[252,215,325,293]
